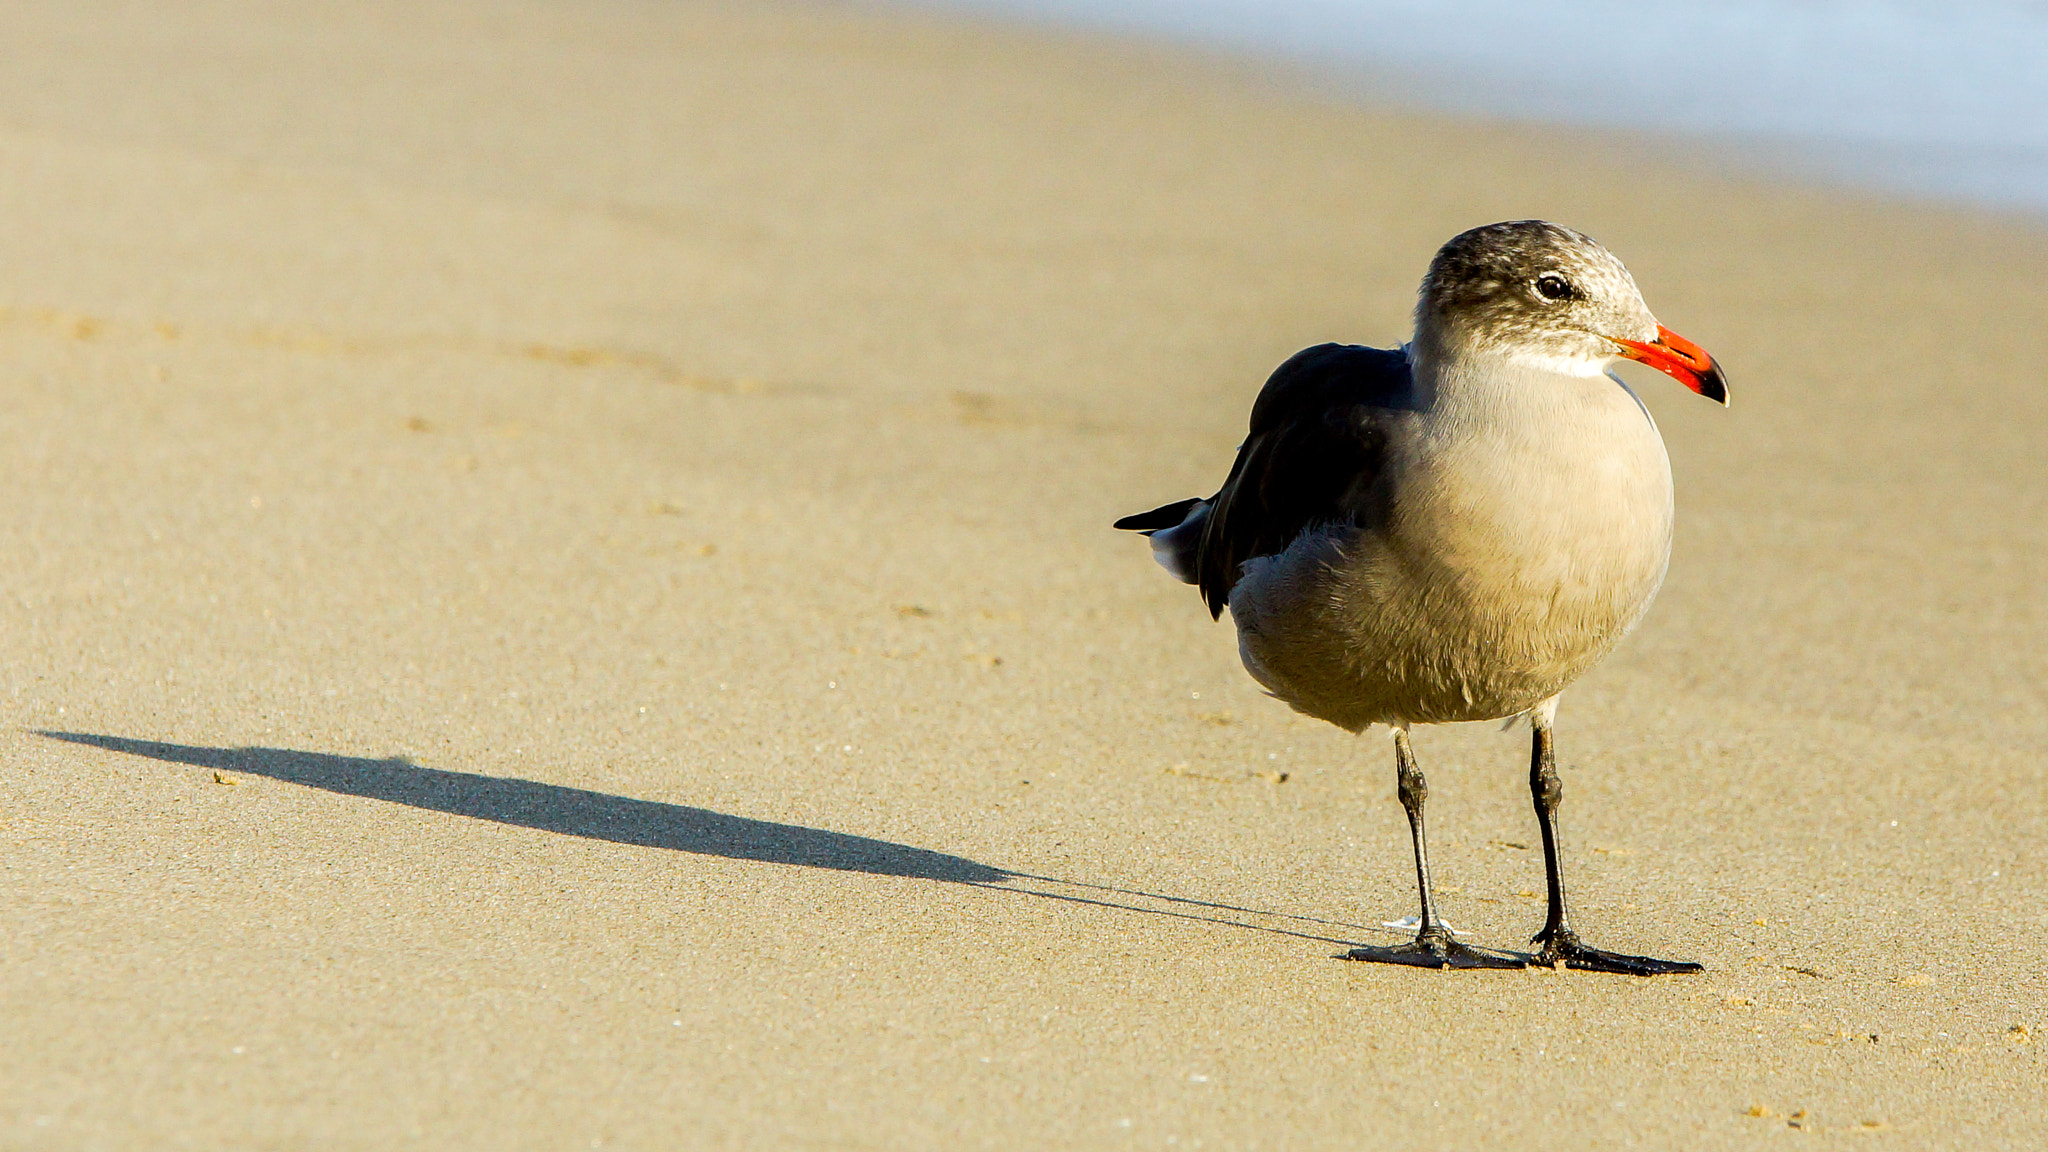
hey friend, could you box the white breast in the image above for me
[1229,366,1675,729]
[1408,368,1675,631]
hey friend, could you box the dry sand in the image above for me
[2,0,2043,1147]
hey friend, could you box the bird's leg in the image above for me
[1527,710,1702,976]
[1396,728,1452,939]
[1348,727,1524,970]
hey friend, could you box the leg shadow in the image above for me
[39,730,1390,950]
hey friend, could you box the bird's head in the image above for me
[1416,220,1727,404]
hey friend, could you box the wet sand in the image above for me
[1,0,2042,1147]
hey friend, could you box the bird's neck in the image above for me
[1407,338,1624,426]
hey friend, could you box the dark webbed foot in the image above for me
[1347,927,1528,970]
[1534,928,1702,976]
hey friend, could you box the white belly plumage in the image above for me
[1230,382,1675,731]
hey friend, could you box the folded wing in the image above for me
[1193,343,1413,617]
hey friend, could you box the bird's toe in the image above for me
[1534,931,1702,976]
[1347,929,1528,970]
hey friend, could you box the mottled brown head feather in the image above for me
[1416,220,1658,366]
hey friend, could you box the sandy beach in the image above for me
[2,0,2043,1147]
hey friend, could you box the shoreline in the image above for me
[886,0,2048,222]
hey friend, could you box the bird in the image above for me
[1115,220,1727,975]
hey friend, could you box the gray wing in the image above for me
[1193,343,1414,618]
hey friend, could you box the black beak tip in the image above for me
[1698,365,1729,406]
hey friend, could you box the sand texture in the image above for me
[2,1,2044,1147]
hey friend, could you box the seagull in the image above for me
[1116,221,1727,975]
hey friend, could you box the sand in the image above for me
[1,0,2043,1147]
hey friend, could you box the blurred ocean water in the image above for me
[915,0,2048,218]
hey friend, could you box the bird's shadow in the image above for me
[38,730,1005,882]
[36,730,1382,950]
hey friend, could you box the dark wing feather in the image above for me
[1195,343,1414,617]
[1112,497,1203,533]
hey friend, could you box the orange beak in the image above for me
[1615,325,1728,405]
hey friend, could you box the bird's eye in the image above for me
[1535,274,1574,301]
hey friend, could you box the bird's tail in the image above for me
[1113,498,1208,585]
